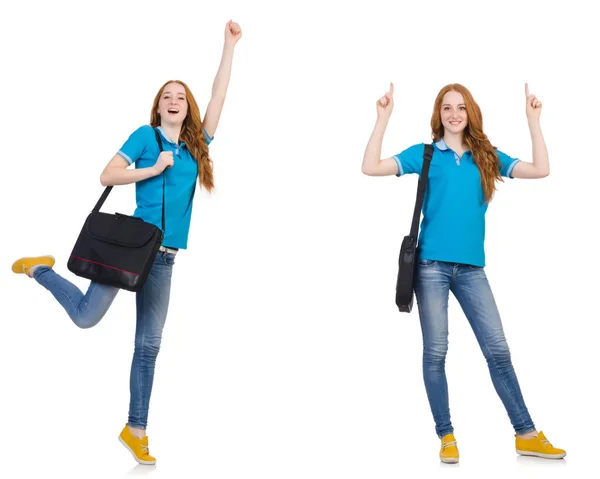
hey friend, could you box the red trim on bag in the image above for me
[71,256,140,276]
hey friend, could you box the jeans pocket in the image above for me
[164,253,176,266]
[418,259,437,266]
[468,265,483,270]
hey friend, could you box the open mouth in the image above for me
[167,108,179,115]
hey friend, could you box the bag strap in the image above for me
[92,183,112,213]
[409,144,434,238]
[153,128,166,232]
[92,127,167,233]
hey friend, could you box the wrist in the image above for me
[527,118,541,130]
[376,115,391,127]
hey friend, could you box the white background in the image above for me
[1,0,598,478]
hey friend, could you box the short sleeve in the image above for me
[117,125,154,165]
[392,143,425,177]
[203,127,213,146]
[496,149,520,178]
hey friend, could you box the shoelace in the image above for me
[523,435,553,448]
[442,441,457,449]
[140,442,150,455]
[135,437,151,457]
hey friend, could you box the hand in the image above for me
[153,151,174,175]
[376,83,394,119]
[225,20,242,47]
[525,83,542,123]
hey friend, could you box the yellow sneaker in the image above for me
[440,433,459,464]
[118,425,156,465]
[515,431,566,459]
[11,255,55,275]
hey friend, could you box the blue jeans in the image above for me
[33,251,175,429]
[414,259,535,438]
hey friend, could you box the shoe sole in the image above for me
[440,457,459,464]
[118,436,156,465]
[516,449,566,459]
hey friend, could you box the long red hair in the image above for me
[150,80,214,192]
[430,84,501,203]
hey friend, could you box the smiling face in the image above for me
[157,82,189,126]
[440,91,468,135]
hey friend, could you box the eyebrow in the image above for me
[162,92,186,96]
[442,103,466,107]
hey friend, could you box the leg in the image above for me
[33,266,119,329]
[451,265,535,435]
[128,252,174,430]
[414,259,453,438]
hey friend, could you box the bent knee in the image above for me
[71,312,104,329]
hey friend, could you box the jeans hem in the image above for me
[32,265,52,280]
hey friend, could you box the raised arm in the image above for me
[511,83,549,179]
[362,83,400,176]
[202,20,242,139]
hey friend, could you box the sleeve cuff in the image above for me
[393,155,404,177]
[506,159,520,178]
[203,128,213,144]
[117,150,133,165]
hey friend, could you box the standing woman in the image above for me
[361,83,565,463]
[12,20,242,465]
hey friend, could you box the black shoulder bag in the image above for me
[67,128,167,292]
[395,144,433,312]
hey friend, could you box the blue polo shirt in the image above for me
[117,125,213,249]
[392,139,520,267]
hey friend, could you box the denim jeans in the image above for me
[414,259,535,438]
[33,251,175,429]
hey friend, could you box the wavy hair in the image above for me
[150,80,214,192]
[430,84,501,203]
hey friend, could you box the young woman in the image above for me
[361,82,565,463]
[11,20,242,466]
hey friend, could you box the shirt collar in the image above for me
[157,126,186,147]
[435,138,449,150]
[435,138,470,155]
